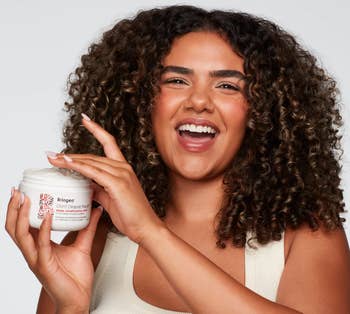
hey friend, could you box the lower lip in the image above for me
[176,131,218,153]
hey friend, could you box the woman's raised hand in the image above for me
[5,190,103,313]
[5,113,165,311]
[47,113,165,245]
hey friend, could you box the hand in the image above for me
[47,114,166,245]
[5,189,103,312]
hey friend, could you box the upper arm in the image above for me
[36,219,110,314]
[276,224,350,314]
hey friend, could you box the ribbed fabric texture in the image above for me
[90,231,285,313]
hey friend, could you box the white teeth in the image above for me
[178,124,217,134]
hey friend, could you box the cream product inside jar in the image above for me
[19,167,93,231]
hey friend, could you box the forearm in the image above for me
[140,225,302,314]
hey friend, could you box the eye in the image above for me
[217,82,240,91]
[163,78,188,85]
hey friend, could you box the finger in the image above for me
[73,206,103,254]
[15,195,38,267]
[37,211,53,266]
[5,189,22,243]
[81,113,126,162]
[55,154,128,169]
[48,156,131,179]
[61,154,133,173]
[46,158,125,195]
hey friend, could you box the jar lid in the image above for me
[22,167,91,188]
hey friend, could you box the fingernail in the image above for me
[20,192,25,206]
[97,205,104,212]
[63,155,73,162]
[11,187,15,197]
[45,151,58,159]
[81,113,91,121]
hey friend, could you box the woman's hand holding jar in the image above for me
[5,113,165,313]
[5,190,103,313]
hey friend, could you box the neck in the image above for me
[164,173,225,225]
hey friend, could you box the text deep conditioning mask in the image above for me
[19,167,93,231]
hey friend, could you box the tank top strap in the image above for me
[245,231,285,301]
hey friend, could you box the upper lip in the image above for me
[175,118,220,133]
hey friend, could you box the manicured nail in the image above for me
[11,187,15,197]
[20,192,25,206]
[81,113,91,121]
[45,151,58,159]
[97,205,104,212]
[63,155,73,162]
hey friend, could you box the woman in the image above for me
[5,5,350,314]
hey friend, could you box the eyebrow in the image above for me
[161,65,246,80]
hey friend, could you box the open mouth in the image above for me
[175,128,218,152]
[177,129,216,139]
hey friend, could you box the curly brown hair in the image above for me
[62,5,346,248]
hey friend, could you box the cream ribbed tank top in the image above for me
[90,231,285,314]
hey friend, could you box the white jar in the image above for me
[19,167,93,231]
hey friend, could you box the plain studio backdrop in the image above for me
[0,0,349,312]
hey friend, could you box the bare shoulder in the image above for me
[283,222,350,262]
[277,223,350,314]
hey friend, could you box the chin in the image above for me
[174,167,220,182]
[166,156,227,182]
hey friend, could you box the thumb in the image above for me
[73,206,103,254]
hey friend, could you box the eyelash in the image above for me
[163,78,240,91]
[217,83,240,91]
[164,78,188,85]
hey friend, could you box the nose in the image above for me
[184,84,214,113]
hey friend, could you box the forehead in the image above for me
[162,31,244,73]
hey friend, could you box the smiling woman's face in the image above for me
[151,31,249,181]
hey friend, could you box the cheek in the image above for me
[157,88,187,108]
[152,89,186,128]
[151,99,169,132]
[220,98,249,131]
[151,94,176,143]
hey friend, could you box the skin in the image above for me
[151,31,248,223]
[5,32,350,314]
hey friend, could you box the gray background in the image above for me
[1,1,349,313]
